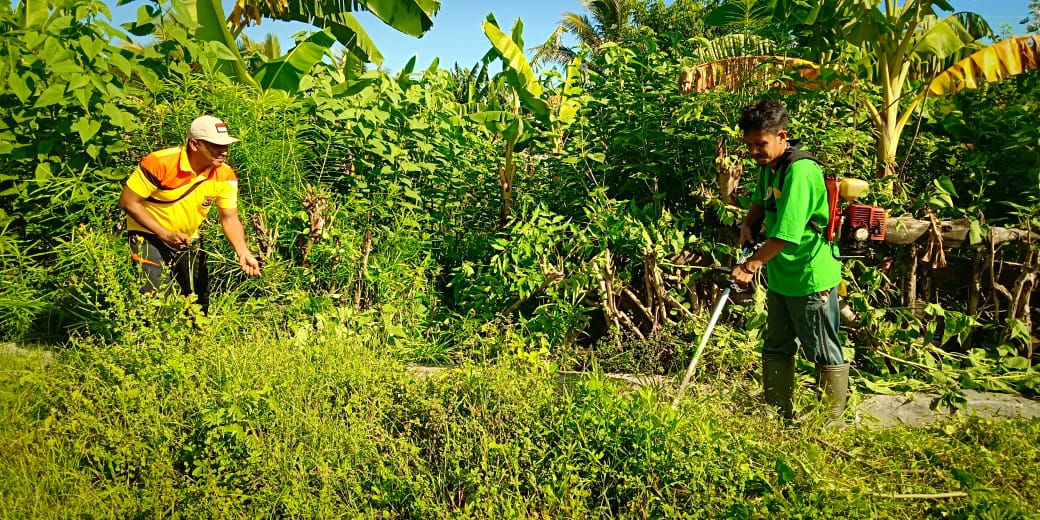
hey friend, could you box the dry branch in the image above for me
[921,211,947,269]
[623,287,655,325]
[594,252,645,341]
[249,213,275,260]
[354,229,372,310]
[502,257,565,316]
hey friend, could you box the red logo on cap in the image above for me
[215,123,228,133]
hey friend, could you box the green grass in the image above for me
[1,317,1038,519]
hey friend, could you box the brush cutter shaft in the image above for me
[673,246,751,404]
[674,286,729,401]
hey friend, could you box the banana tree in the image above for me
[471,15,584,225]
[704,0,994,178]
[173,0,439,91]
[839,0,992,177]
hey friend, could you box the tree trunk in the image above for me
[498,138,516,227]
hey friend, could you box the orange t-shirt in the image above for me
[124,146,238,239]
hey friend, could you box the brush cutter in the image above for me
[672,246,752,406]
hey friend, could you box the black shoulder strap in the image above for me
[769,142,832,235]
[145,179,207,205]
[774,146,820,192]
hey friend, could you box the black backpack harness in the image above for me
[762,140,829,237]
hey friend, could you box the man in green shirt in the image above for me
[730,100,848,427]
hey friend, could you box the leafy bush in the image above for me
[2,325,1038,517]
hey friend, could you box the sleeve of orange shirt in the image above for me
[125,151,179,198]
[214,167,239,210]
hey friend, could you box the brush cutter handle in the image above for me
[738,244,754,262]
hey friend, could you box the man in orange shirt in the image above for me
[119,115,260,314]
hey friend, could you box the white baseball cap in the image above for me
[188,115,240,145]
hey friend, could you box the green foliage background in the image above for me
[1,0,1039,516]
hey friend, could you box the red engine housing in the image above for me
[844,203,887,242]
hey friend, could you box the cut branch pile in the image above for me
[587,247,711,341]
[884,215,1038,360]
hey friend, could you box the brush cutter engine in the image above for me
[831,178,886,259]
[840,203,887,257]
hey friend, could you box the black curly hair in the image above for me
[738,99,788,134]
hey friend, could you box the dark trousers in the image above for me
[128,231,209,314]
[762,287,843,365]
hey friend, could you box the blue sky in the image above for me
[105,0,1036,73]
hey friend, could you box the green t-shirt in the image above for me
[751,156,842,297]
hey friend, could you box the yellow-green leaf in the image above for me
[72,117,102,144]
[928,35,1040,96]
[33,82,66,108]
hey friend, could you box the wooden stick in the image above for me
[905,242,918,308]
[623,287,655,324]
[875,492,967,500]
[354,228,372,310]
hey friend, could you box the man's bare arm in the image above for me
[218,207,260,276]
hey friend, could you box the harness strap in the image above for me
[145,179,207,204]
[764,141,829,235]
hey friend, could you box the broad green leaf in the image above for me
[169,0,200,29]
[400,54,417,76]
[102,104,136,129]
[136,66,161,93]
[968,219,984,245]
[482,18,550,123]
[8,73,32,102]
[127,4,158,36]
[782,0,822,25]
[228,1,439,63]
[319,13,385,66]
[43,14,73,34]
[94,168,129,181]
[35,162,52,181]
[935,175,958,197]
[467,110,522,140]
[204,40,240,61]
[423,57,440,79]
[73,79,91,109]
[109,52,133,78]
[191,0,257,88]
[19,0,49,27]
[47,59,82,76]
[343,0,439,38]
[77,35,105,61]
[705,0,776,27]
[68,74,89,91]
[1005,357,1030,370]
[72,117,101,144]
[910,15,974,59]
[33,82,66,108]
[253,30,337,92]
[775,458,796,487]
[509,16,524,48]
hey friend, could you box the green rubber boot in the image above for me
[816,364,849,428]
[762,353,796,422]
